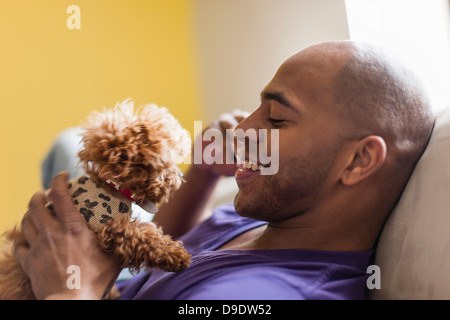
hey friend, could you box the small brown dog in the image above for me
[0,100,192,299]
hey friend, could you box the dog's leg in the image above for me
[96,217,191,275]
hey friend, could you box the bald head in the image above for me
[285,41,434,165]
[311,41,434,205]
[331,42,433,139]
[331,41,433,170]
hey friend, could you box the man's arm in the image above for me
[152,111,248,238]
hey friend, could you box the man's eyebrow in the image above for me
[260,90,297,112]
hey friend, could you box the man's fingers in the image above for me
[208,110,248,134]
[20,214,37,247]
[47,172,85,233]
[216,114,238,131]
[218,111,248,141]
[14,243,30,273]
[28,189,49,211]
[22,190,56,242]
[231,109,250,123]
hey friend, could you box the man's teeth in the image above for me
[243,160,263,172]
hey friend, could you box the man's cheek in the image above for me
[260,129,280,176]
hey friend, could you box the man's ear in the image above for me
[341,136,387,186]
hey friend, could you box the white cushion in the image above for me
[369,107,450,299]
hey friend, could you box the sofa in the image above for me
[369,107,450,299]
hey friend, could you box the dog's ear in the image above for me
[96,217,190,273]
[134,166,184,207]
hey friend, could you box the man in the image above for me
[15,41,434,300]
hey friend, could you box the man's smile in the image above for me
[234,161,262,181]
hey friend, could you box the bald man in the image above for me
[16,41,434,300]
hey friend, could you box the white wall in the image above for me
[192,0,350,123]
[345,0,450,113]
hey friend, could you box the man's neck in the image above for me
[218,213,376,252]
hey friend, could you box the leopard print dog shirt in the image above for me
[67,175,132,233]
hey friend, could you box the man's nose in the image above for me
[233,112,261,161]
[234,109,261,135]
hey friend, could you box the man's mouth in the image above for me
[240,160,265,172]
[235,160,268,181]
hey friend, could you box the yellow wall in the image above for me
[0,1,202,232]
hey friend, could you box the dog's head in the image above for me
[77,99,191,207]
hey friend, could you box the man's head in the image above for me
[233,41,434,248]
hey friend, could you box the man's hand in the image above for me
[193,110,249,177]
[14,172,121,300]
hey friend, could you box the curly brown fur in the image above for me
[96,217,191,273]
[78,100,191,206]
[0,227,35,300]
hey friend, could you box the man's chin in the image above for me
[233,192,248,217]
[233,192,264,221]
